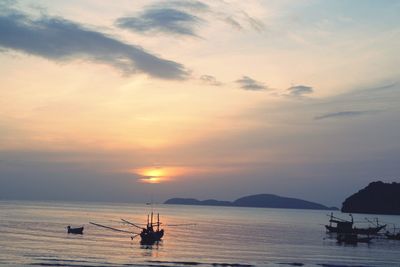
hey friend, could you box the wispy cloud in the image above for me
[200,75,222,86]
[115,1,264,37]
[166,0,210,11]
[287,85,313,97]
[241,11,265,32]
[115,7,203,37]
[236,76,267,91]
[223,16,243,30]
[0,8,189,79]
[216,11,264,32]
[314,110,380,120]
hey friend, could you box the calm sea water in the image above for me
[1,201,400,267]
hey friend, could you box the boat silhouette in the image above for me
[67,226,84,234]
[91,212,165,245]
[325,213,386,235]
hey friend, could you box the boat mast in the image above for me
[157,213,160,231]
[151,212,153,228]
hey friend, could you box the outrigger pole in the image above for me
[89,222,139,237]
[120,218,143,229]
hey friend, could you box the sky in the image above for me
[0,0,399,207]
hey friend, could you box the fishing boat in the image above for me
[67,226,84,234]
[139,212,164,245]
[325,213,386,235]
[90,210,194,245]
[90,212,165,245]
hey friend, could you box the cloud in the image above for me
[115,7,202,37]
[115,1,264,37]
[287,85,313,97]
[213,5,264,32]
[0,8,189,79]
[200,75,222,86]
[165,0,209,12]
[241,11,265,32]
[314,110,380,120]
[223,16,243,30]
[236,76,267,91]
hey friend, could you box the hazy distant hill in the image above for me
[164,198,232,206]
[342,181,400,215]
[165,194,337,210]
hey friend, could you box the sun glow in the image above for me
[140,167,166,184]
[133,166,187,184]
[137,167,168,184]
[141,176,163,184]
[144,168,165,178]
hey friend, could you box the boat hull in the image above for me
[140,229,164,245]
[67,226,84,234]
[385,233,400,240]
[353,225,386,235]
[325,224,385,235]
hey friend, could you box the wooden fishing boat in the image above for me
[90,211,194,245]
[139,212,164,245]
[140,227,164,244]
[67,226,84,234]
[90,212,165,244]
[325,213,385,235]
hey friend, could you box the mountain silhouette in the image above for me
[165,193,337,210]
[342,181,400,215]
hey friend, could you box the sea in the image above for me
[1,201,400,267]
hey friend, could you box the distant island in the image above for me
[342,181,400,215]
[165,194,337,210]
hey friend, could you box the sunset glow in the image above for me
[140,176,163,184]
[0,0,399,206]
[134,166,186,184]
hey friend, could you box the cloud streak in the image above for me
[116,7,202,37]
[0,8,189,79]
[236,76,267,91]
[314,110,380,120]
[287,85,313,97]
[115,1,264,37]
[200,75,222,86]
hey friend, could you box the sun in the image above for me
[145,168,164,178]
[136,167,167,184]
[132,166,187,184]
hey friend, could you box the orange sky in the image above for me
[0,0,399,205]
